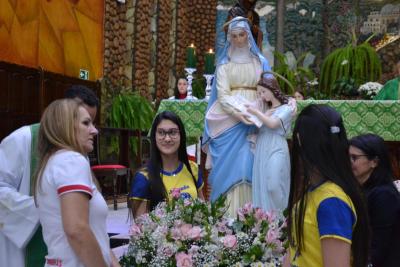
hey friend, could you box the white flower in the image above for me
[251,262,264,267]
[307,78,319,86]
[358,82,383,99]
[341,59,349,65]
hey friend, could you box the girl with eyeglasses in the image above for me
[129,111,204,218]
[284,104,369,267]
[349,134,400,267]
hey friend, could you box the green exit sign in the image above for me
[79,69,89,80]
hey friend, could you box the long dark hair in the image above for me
[288,104,369,267]
[173,76,188,99]
[147,111,196,209]
[257,75,288,108]
[349,134,398,191]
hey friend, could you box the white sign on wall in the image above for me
[79,69,89,80]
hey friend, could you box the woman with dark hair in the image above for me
[285,104,369,267]
[293,90,305,101]
[246,75,291,212]
[168,77,197,100]
[129,111,204,218]
[349,134,400,267]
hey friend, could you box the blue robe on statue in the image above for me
[202,17,271,216]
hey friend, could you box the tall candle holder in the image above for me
[203,74,214,100]
[184,67,196,99]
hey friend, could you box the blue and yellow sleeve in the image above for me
[317,197,356,243]
[129,171,150,201]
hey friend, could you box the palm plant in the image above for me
[319,38,382,97]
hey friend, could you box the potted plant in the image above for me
[273,51,316,96]
[108,91,154,157]
[319,36,382,98]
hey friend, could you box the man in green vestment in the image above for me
[0,85,99,267]
[374,60,400,100]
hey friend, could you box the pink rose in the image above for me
[242,202,253,214]
[265,228,279,243]
[171,188,181,199]
[159,245,174,257]
[266,210,277,223]
[188,226,202,240]
[223,234,237,248]
[175,252,193,267]
[180,223,193,239]
[129,224,142,237]
[254,207,267,221]
[237,209,246,221]
[251,222,261,233]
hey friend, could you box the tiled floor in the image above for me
[106,202,130,235]
[107,203,131,257]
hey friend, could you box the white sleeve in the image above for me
[52,152,93,198]
[216,64,236,114]
[0,126,39,248]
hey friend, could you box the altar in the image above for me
[158,99,400,142]
[158,99,400,179]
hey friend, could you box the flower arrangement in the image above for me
[120,190,287,267]
[357,82,383,99]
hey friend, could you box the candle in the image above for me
[204,48,215,74]
[186,43,196,68]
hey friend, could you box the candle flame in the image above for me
[209,48,213,53]
[190,43,195,48]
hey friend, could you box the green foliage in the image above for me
[273,51,316,95]
[109,92,154,130]
[243,245,264,265]
[319,42,382,97]
[108,92,155,156]
[332,77,358,98]
[191,76,206,99]
[306,89,330,100]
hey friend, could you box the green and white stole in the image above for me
[25,123,47,267]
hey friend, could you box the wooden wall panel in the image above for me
[0,61,41,139]
[0,61,100,140]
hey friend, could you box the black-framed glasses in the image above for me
[349,154,368,162]
[156,128,180,139]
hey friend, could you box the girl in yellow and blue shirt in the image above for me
[129,111,204,218]
[285,104,369,267]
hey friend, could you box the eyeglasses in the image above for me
[156,128,180,139]
[349,154,368,162]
